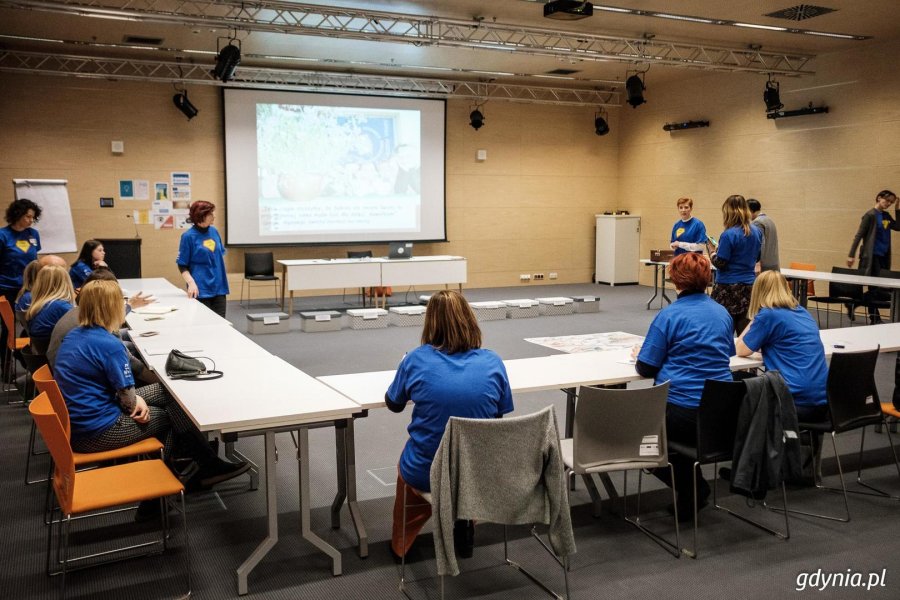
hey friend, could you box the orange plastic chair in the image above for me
[32,365,164,465]
[29,392,190,598]
[788,262,817,297]
[0,296,29,394]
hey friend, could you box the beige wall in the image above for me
[619,39,900,289]
[0,73,618,298]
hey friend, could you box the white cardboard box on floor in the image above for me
[389,305,426,327]
[246,312,290,335]
[503,299,540,319]
[299,310,343,332]
[346,308,389,329]
[571,295,601,313]
[536,296,575,316]
[470,301,507,321]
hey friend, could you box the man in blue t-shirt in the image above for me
[669,197,707,256]
[847,190,900,324]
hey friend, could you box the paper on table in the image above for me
[134,305,177,314]
[144,346,202,356]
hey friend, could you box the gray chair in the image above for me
[240,252,280,308]
[400,407,572,600]
[560,382,680,558]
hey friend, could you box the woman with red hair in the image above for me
[634,252,735,520]
[176,200,229,317]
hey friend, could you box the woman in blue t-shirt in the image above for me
[669,196,708,256]
[14,259,39,312]
[736,270,828,422]
[386,290,514,559]
[54,280,250,508]
[176,201,229,318]
[635,252,735,520]
[0,198,41,379]
[711,194,762,335]
[69,239,109,289]
[24,265,76,355]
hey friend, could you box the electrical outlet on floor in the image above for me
[533,274,544,280]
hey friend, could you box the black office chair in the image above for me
[780,348,900,522]
[343,250,372,306]
[240,252,280,308]
[808,267,863,328]
[667,379,790,558]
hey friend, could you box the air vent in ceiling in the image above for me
[764,5,836,21]
[545,68,580,75]
[122,35,165,45]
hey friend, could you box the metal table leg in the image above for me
[330,419,369,557]
[236,432,277,595]
[298,428,342,576]
[646,264,661,310]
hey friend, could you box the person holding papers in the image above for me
[385,290,514,560]
[69,239,109,289]
[710,195,762,335]
[54,280,249,513]
[669,197,707,256]
[176,200,228,318]
[634,252,734,520]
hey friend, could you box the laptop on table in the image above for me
[388,242,414,259]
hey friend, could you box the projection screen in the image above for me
[223,89,446,245]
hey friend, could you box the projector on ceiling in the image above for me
[543,1,593,20]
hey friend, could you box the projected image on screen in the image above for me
[224,89,445,246]
[256,104,421,236]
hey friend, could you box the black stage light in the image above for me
[764,80,783,112]
[172,90,199,120]
[544,1,593,20]
[594,113,610,136]
[626,74,646,108]
[469,109,484,130]
[213,42,241,82]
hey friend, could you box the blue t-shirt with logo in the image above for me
[69,260,94,289]
[741,307,828,407]
[715,225,762,284]
[0,226,40,290]
[54,326,134,440]
[28,299,74,339]
[387,344,514,492]
[874,210,891,257]
[638,292,735,409]
[176,225,229,298]
[670,217,707,256]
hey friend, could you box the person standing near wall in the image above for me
[669,197,707,256]
[710,195,762,335]
[0,198,41,380]
[847,190,900,324]
[176,201,229,318]
[748,198,779,272]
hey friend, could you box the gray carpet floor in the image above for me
[1,283,898,599]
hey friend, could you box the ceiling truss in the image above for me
[0,49,621,106]
[0,0,815,75]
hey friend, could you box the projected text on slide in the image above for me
[256,103,421,236]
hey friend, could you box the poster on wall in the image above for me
[154,214,175,229]
[132,209,151,225]
[155,182,169,200]
[134,180,150,200]
[119,180,134,200]
[171,171,191,201]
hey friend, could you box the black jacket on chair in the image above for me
[731,371,803,499]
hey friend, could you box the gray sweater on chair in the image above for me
[429,406,576,576]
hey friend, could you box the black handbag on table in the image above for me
[165,349,223,380]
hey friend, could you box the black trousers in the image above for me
[653,403,710,505]
[864,254,891,320]
[198,294,227,319]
